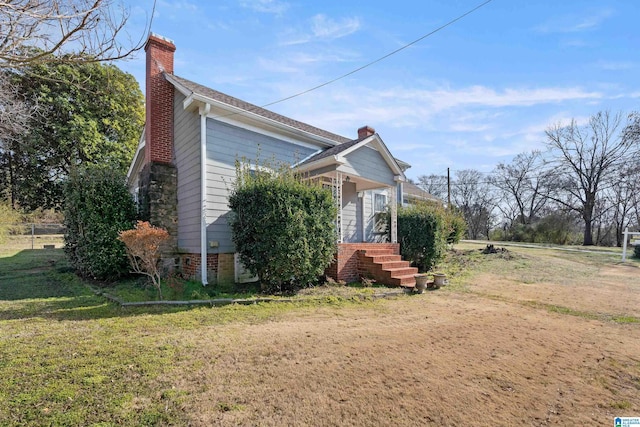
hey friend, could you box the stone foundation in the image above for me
[138,162,178,273]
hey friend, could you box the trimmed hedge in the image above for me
[63,165,136,281]
[228,161,337,293]
[394,202,466,272]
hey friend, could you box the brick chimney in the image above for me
[357,125,375,139]
[138,34,178,256]
[145,33,176,164]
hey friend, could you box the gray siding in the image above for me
[174,92,202,252]
[341,144,396,186]
[342,182,359,243]
[205,119,317,253]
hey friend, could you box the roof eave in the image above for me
[296,155,344,173]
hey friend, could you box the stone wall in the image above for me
[138,162,178,270]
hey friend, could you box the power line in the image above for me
[212,0,494,121]
[259,0,494,110]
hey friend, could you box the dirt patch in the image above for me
[158,248,640,426]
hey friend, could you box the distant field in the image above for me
[2,234,65,251]
[0,244,639,426]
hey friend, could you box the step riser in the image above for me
[389,277,417,287]
[360,260,411,271]
[369,255,402,263]
[360,264,415,277]
[362,249,395,256]
[383,267,419,277]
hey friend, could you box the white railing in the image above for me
[621,227,640,261]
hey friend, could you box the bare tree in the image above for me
[452,169,496,239]
[0,1,153,207]
[0,0,152,68]
[417,174,448,200]
[0,71,33,206]
[600,163,640,246]
[490,151,550,228]
[0,71,30,139]
[544,111,640,245]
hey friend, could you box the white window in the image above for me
[374,193,387,213]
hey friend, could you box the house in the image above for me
[127,34,418,287]
[402,182,442,206]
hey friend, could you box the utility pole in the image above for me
[447,167,451,208]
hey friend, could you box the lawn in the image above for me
[1,244,639,426]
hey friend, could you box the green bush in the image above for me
[395,202,449,273]
[443,206,467,244]
[228,161,337,293]
[633,244,640,259]
[63,165,136,281]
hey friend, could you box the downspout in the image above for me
[199,103,211,285]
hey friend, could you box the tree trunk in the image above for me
[583,218,594,246]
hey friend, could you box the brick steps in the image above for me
[388,274,420,287]
[358,248,417,288]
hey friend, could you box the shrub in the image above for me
[0,201,23,244]
[118,221,169,299]
[443,206,467,244]
[64,165,136,281]
[395,202,448,273]
[228,160,337,293]
[634,244,640,259]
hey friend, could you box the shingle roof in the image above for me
[299,135,369,165]
[403,182,440,201]
[167,74,351,145]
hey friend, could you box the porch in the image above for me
[295,129,417,287]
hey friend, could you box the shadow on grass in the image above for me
[0,249,193,321]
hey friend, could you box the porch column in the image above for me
[390,185,398,243]
[334,171,343,243]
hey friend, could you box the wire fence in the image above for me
[1,223,65,250]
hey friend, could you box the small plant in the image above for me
[118,221,169,300]
[166,272,186,299]
[360,276,376,287]
[324,277,346,287]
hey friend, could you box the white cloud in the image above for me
[158,0,198,13]
[595,60,636,71]
[379,86,603,110]
[311,14,360,39]
[534,9,613,34]
[281,14,360,45]
[271,81,604,140]
[240,0,289,14]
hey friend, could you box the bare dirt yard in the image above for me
[1,243,639,426]
[162,244,640,426]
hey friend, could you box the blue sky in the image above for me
[118,0,639,180]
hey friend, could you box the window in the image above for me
[374,193,387,213]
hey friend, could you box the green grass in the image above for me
[0,248,390,426]
[2,244,636,425]
[106,275,263,302]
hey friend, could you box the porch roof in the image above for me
[295,133,407,187]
